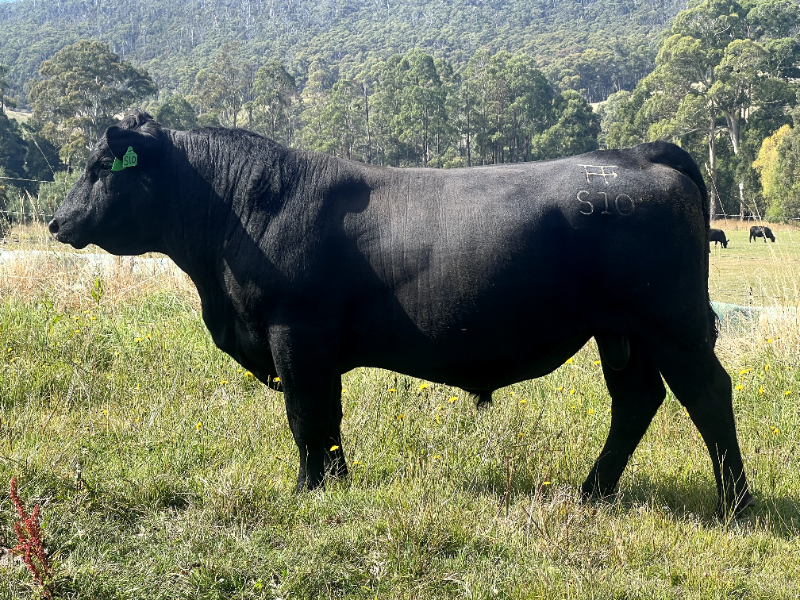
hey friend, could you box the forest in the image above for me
[1,0,800,221]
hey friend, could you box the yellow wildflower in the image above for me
[448,396,457,403]
[330,445,340,452]
[419,383,429,390]
[735,385,743,391]
[196,421,202,431]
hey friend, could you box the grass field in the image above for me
[709,220,800,306]
[1,223,800,599]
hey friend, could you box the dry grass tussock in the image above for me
[0,223,198,312]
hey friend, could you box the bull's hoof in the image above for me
[716,491,755,519]
[325,455,349,480]
[579,479,617,501]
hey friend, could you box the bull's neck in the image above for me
[157,129,285,289]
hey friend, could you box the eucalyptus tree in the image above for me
[154,94,198,130]
[459,51,556,165]
[192,43,253,128]
[394,49,451,168]
[753,103,800,220]
[532,90,600,159]
[28,40,156,165]
[251,60,297,144]
[322,80,367,160]
[0,64,15,113]
[621,0,799,217]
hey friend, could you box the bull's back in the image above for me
[334,144,710,381]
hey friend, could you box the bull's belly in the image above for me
[344,322,592,391]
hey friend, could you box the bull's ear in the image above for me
[106,123,163,165]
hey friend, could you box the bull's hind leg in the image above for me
[582,338,665,499]
[654,343,753,515]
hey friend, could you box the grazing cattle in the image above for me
[749,225,775,243]
[709,228,728,248]
[48,109,753,514]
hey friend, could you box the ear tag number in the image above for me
[111,147,138,171]
[122,147,138,168]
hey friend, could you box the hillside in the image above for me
[0,0,687,104]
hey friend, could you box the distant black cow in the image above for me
[749,225,775,243]
[709,228,728,248]
[48,109,753,514]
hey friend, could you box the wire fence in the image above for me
[0,210,54,221]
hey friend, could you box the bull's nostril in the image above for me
[48,219,59,235]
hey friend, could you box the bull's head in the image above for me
[49,109,166,255]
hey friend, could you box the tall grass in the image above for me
[1,224,800,598]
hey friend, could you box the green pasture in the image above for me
[709,221,800,306]
[1,224,800,598]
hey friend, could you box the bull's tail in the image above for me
[636,140,710,230]
[636,141,717,344]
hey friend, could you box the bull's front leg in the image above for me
[326,375,348,480]
[270,326,345,491]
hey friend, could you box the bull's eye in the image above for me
[98,159,114,177]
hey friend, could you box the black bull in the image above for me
[49,110,753,514]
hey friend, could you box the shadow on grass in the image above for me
[459,468,800,535]
[600,473,800,536]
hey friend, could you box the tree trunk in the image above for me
[708,118,719,221]
[739,181,746,220]
[466,106,472,167]
[363,83,372,164]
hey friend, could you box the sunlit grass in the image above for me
[2,223,800,598]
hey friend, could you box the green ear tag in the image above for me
[122,146,138,169]
[111,147,138,171]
